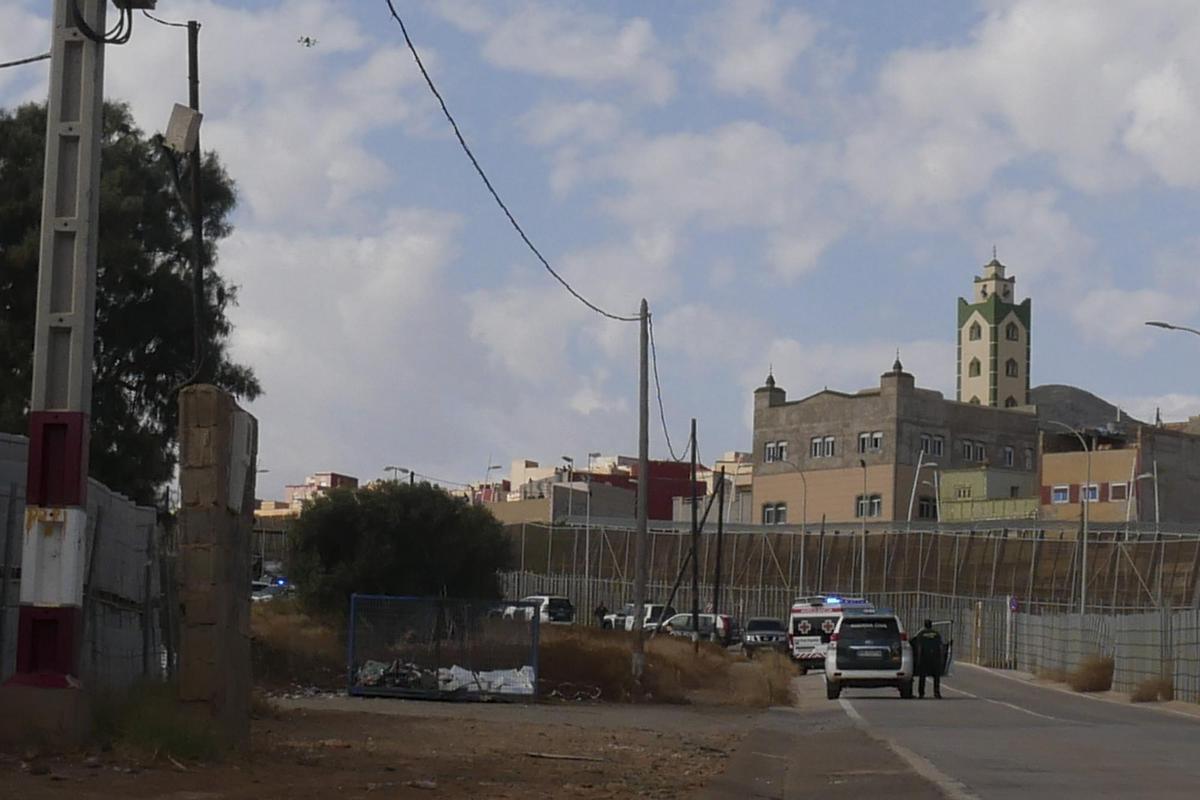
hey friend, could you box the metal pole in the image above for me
[690,419,699,653]
[907,450,925,523]
[714,468,725,620]
[860,459,867,595]
[187,21,208,381]
[632,299,649,682]
[1084,436,1091,613]
[585,482,591,624]
[800,471,807,594]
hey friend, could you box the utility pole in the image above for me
[631,299,649,683]
[859,459,868,596]
[713,467,725,625]
[187,20,207,381]
[6,0,106,694]
[690,419,699,653]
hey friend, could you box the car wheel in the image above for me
[899,680,914,699]
[798,665,808,676]
[826,680,841,700]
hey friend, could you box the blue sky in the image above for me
[3,1,1200,497]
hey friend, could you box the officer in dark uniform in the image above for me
[912,619,944,699]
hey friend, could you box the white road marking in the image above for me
[959,663,1200,723]
[942,685,1065,722]
[838,697,980,800]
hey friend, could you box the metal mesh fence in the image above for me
[347,595,539,700]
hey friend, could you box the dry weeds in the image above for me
[250,599,344,689]
[539,626,794,706]
[1130,676,1174,703]
[1067,656,1114,693]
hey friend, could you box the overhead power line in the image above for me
[382,1,638,323]
[142,10,189,28]
[0,52,50,70]
[647,312,687,462]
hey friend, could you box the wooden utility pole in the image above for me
[690,418,699,653]
[713,467,725,626]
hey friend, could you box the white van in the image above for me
[788,595,874,674]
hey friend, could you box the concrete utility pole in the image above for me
[1048,420,1091,614]
[187,19,207,381]
[631,299,649,682]
[7,0,107,696]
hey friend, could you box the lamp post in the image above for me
[1047,420,1091,613]
[859,458,868,596]
[907,453,939,523]
[776,459,808,593]
[1146,320,1200,338]
[562,456,574,522]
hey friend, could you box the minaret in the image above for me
[956,253,1031,407]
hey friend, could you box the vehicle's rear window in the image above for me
[748,618,785,632]
[548,599,572,611]
[840,619,900,641]
[793,615,839,642]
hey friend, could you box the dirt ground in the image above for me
[0,696,759,800]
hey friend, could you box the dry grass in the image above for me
[1035,666,1069,683]
[250,598,344,690]
[539,626,794,706]
[1130,676,1175,703]
[1067,656,1114,693]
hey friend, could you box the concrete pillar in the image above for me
[177,385,257,746]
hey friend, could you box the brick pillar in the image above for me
[177,385,257,746]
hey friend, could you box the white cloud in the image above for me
[1114,393,1200,424]
[756,339,957,401]
[434,1,675,103]
[0,3,49,101]
[520,100,623,147]
[1071,288,1194,355]
[978,188,1095,293]
[694,0,819,105]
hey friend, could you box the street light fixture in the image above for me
[384,465,413,484]
[1046,420,1091,613]
[859,458,868,596]
[775,458,809,593]
[1146,320,1200,337]
[907,453,939,523]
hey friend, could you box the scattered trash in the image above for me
[526,752,606,763]
[353,659,534,696]
[407,778,438,790]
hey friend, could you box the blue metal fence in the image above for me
[347,594,540,701]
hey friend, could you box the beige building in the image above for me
[938,467,1039,522]
[1039,424,1200,524]
[957,257,1031,408]
[752,361,1039,525]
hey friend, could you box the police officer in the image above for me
[912,619,944,699]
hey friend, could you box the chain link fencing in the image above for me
[347,595,539,700]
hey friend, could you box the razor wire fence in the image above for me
[347,595,539,700]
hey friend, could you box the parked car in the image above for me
[504,595,576,624]
[742,617,788,658]
[603,603,635,629]
[623,603,676,632]
[660,612,735,645]
[824,610,913,700]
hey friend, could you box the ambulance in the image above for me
[788,595,874,673]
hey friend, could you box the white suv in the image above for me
[504,595,575,625]
[824,611,913,700]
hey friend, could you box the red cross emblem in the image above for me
[798,620,812,635]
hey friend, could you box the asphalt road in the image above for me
[839,663,1200,799]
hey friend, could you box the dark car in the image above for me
[742,617,788,658]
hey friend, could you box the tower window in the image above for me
[968,358,981,378]
[969,322,982,341]
[969,396,981,405]
[1006,322,1020,341]
[1005,358,1019,377]
[1005,396,1018,408]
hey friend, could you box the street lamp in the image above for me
[776,458,809,593]
[906,453,939,523]
[1047,420,1091,613]
[384,465,413,484]
[859,458,868,596]
[1134,466,1160,536]
[1146,320,1200,337]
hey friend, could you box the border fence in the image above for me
[347,595,539,701]
[501,519,1200,705]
